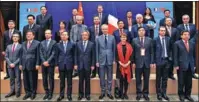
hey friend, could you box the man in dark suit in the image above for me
[154,26,170,101]
[94,5,108,25]
[124,10,136,31]
[56,31,75,101]
[177,14,197,40]
[174,30,195,102]
[75,31,95,100]
[132,14,150,38]
[19,30,40,100]
[2,20,22,80]
[39,29,56,100]
[131,27,154,101]
[36,6,53,41]
[23,14,41,41]
[67,9,78,34]
[4,33,22,98]
[96,24,116,100]
[88,16,102,78]
[165,17,180,80]
[113,20,132,44]
[159,9,177,27]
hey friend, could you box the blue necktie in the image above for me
[162,37,166,58]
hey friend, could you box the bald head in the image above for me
[101,24,108,34]
[136,14,143,24]
[76,15,83,24]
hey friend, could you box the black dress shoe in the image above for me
[5,92,15,98]
[185,96,194,102]
[78,95,83,100]
[99,94,105,100]
[169,76,176,80]
[67,96,72,101]
[157,95,162,100]
[23,94,31,100]
[86,96,91,100]
[124,94,129,100]
[31,94,36,100]
[143,95,150,101]
[107,94,114,100]
[114,87,120,99]
[162,94,169,100]
[16,93,20,98]
[120,94,124,99]
[48,94,53,100]
[43,94,49,100]
[179,96,185,102]
[136,95,141,101]
[4,76,10,80]
[57,96,64,101]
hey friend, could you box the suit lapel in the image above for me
[84,41,90,53]
[181,40,189,53]
[144,37,147,48]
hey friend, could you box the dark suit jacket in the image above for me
[174,40,195,73]
[75,41,95,71]
[159,17,177,27]
[36,14,53,30]
[132,24,150,38]
[3,29,22,51]
[88,25,103,43]
[67,18,76,34]
[113,29,132,44]
[22,24,41,41]
[124,17,136,29]
[177,23,197,39]
[94,13,108,25]
[131,37,154,68]
[40,40,56,66]
[190,30,198,44]
[20,40,40,71]
[56,41,75,71]
[154,36,171,66]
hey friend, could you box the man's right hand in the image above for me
[55,66,59,72]
[1,51,5,56]
[175,66,179,70]
[19,65,22,70]
[132,64,136,69]
[96,63,99,67]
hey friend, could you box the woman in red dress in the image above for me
[116,34,133,99]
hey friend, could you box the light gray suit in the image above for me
[96,34,116,95]
[70,24,88,43]
[5,43,22,94]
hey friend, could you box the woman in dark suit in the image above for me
[143,7,156,39]
[55,20,67,42]
[116,34,133,100]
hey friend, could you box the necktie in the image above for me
[184,40,189,52]
[29,25,32,29]
[105,35,107,48]
[162,37,166,58]
[185,24,189,31]
[95,25,99,36]
[42,14,45,20]
[64,42,67,52]
[140,37,144,48]
[168,27,171,37]
[12,44,16,52]
[99,13,102,23]
[27,41,31,49]
[119,29,123,35]
[46,40,49,49]
[83,41,86,52]
[9,30,12,39]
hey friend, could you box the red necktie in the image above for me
[184,41,189,52]
[12,44,15,52]
[27,41,31,49]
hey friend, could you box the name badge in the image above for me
[141,48,145,56]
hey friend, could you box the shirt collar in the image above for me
[184,23,189,26]
[182,39,188,43]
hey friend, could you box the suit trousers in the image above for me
[135,65,150,96]
[99,64,113,95]
[8,67,21,94]
[42,66,55,95]
[59,66,73,97]
[23,68,37,95]
[156,59,169,95]
[168,60,174,77]
[6,64,10,77]
[177,66,192,97]
[78,68,91,96]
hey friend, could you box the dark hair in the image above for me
[26,30,35,35]
[117,20,124,24]
[164,9,170,13]
[137,27,145,31]
[93,16,99,19]
[59,20,66,28]
[144,7,152,16]
[120,33,127,38]
[40,6,47,10]
[181,30,190,35]
[126,10,132,14]
[158,26,166,31]
[27,14,35,19]
[8,20,16,24]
